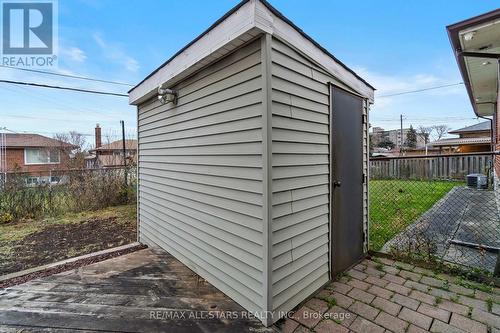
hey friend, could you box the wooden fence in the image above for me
[370,153,493,180]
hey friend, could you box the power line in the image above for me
[0,79,128,97]
[0,65,134,86]
[1,84,130,120]
[0,127,18,133]
[1,128,137,138]
[377,82,464,98]
[373,116,477,121]
[2,113,131,123]
[0,126,93,136]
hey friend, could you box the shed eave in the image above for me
[129,0,375,106]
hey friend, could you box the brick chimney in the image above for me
[95,124,102,149]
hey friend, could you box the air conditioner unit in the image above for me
[466,173,488,189]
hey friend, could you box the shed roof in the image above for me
[448,121,491,134]
[129,0,375,105]
[3,133,75,149]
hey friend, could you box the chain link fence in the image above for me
[369,152,500,276]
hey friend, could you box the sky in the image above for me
[0,0,498,146]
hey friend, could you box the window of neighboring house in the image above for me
[50,176,61,183]
[25,148,60,164]
[26,176,40,186]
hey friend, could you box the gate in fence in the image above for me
[369,152,500,276]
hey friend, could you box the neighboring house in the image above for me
[129,0,374,326]
[447,9,500,185]
[85,124,137,168]
[0,133,74,185]
[429,121,492,153]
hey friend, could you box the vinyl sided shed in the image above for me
[129,0,374,326]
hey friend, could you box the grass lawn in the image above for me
[0,204,137,276]
[369,180,462,251]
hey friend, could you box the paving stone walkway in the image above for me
[277,256,500,333]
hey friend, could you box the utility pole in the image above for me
[0,128,6,188]
[120,120,127,187]
[400,114,403,155]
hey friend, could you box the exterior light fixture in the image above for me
[481,61,491,66]
[463,31,475,41]
[157,84,178,105]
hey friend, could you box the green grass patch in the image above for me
[455,276,493,293]
[486,298,493,312]
[319,296,337,308]
[369,179,461,251]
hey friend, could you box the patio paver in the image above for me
[275,256,500,333]
[2,250,499,333]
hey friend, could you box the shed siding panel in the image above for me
[270,38,330,313]
[137,39,264,314]
[270,37,370,315]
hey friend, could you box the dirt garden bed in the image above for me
[0,204,137,276]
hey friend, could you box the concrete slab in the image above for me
[382,186,500,272]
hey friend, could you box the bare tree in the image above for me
[54,132,86,151]
[68,131,87,152]
[104,131,113,147]
[417,126,433,146]
[53,132,87,169]
[432,125,450,141]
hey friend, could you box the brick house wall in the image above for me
[6,147,71,176]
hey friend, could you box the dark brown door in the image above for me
[330,85,364,276]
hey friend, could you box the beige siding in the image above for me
[269,37,370,315]
[136,34,371,324]
[137,39,264,314]
[270,37,331,314]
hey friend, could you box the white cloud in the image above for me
[353,67,465,112]
[55,68,77,76]
[60,46,87,63]
[355,67,460,96]
[353,67,474,131]
[93,33,139,72]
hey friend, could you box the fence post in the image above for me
[120,120,128,188]
[495,255,500,277]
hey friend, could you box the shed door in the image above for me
[330,85,364,276]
